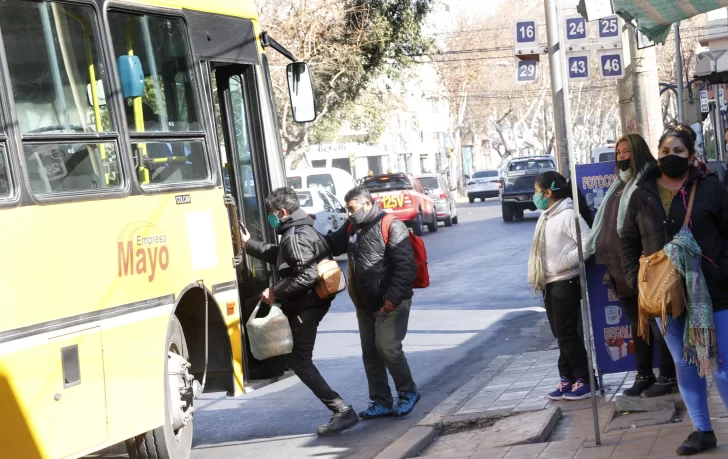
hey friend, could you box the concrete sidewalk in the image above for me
[378,350,728,459]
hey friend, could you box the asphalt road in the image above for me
[89,200,555,459]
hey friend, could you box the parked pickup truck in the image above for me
[361,173,438,235]
[499,156,557,222]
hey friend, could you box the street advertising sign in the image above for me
[514,20,538,50]
[579,0,615,22]
[567,53,590,81]
[576,162,657,374]
[565,15,588,44]
[598,15,620,41]
[597,50,624,79]
[516,60,538,84]
[700,90,709,114]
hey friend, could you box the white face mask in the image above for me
[619,169,633,182]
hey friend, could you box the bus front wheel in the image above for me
[125,316,194,459]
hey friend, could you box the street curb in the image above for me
[374,355,513,459]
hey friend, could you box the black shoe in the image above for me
[642,375,677,398]
[622,375,656,397]
[317,405,360,436]
[676,430,717,455]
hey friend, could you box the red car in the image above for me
[361,173,437,235]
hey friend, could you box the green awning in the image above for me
[614,0,728,43]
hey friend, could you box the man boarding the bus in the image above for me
[326,186,420,419]
[239,187,359,436]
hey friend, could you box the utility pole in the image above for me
[618,26,663,151]
[675,22,685,123]
[544,0,569,176]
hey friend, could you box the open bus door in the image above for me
[210,63,290,386]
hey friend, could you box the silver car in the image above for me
[416,173,458,227]
[467,170,500,202]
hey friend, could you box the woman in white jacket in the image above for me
[528,171,594,401]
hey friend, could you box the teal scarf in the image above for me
[585,168,645,256]
[665,226,717,377]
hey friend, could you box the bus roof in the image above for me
[125,0,258,20]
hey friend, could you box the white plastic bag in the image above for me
[246,301,293,360]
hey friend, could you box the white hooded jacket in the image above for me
[543,198,591,284]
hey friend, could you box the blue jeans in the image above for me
[656,310,728,431]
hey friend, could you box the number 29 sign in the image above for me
[516,60,538,84]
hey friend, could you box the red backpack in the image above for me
[348,214,429,288]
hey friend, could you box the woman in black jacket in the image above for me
[621,128,728,456]
[587,134,676,398]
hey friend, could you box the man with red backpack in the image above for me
[325,186,421,418]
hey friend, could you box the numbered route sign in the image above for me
[565,15,588,44]
[598,15,620,41]
[516,60,538,84]
[514,20,538,50]
[598,50,624,79]
[567,53,590,81]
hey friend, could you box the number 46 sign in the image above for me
[598,50,624,79]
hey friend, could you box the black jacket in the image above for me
[620,166,728,311]
[326,205,415,311]
[246,209,332,311]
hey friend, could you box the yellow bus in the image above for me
[0,0,316,457]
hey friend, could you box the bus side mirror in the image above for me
[286,62,316,123]
[117,55,145,99]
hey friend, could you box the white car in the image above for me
[287,167,358,205]
[467,170,500,203]
[296,188,349,235]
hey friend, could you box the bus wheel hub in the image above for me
[168,352,194,432]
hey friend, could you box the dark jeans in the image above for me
[544,277,590,382]
[620,295,676,379]
[284,307,344,412]
[356,299,417,408]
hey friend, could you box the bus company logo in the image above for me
[118,232,170,282]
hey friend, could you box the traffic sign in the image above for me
[700,91,710,114]
[565,15,588,44]
[515,20,538,50]
[567,53,590,81]
[598,15,620,41]
[598,50,624,79]
[516,60,538,84]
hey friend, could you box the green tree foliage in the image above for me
[259,0,434,166]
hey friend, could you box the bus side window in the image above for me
[0,144,10,198]
[108,11,209,187]
[0,1,123,196]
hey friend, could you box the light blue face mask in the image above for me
[533,181,560,210]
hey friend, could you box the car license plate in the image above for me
[380,195,404,209]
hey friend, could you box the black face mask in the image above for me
[349,206,369,226]
[659,155,690,178]
[617,159,631,171]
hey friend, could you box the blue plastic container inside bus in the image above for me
[117,55,145,98]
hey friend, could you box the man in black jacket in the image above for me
[326,186,420,419]
[241,187,359,436]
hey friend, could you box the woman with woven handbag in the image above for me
[586,134,677,398]
[621,127,728,456]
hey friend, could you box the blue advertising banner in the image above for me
[576,163,641,374]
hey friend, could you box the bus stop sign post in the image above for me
[513,19,548,85]
[552,0,602,446]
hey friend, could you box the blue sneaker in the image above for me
[548,377,573,401]
[393,391,420,417]
[562,378,592,401]
[359,403,393,420]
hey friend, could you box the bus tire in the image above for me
[125,316,193,459]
